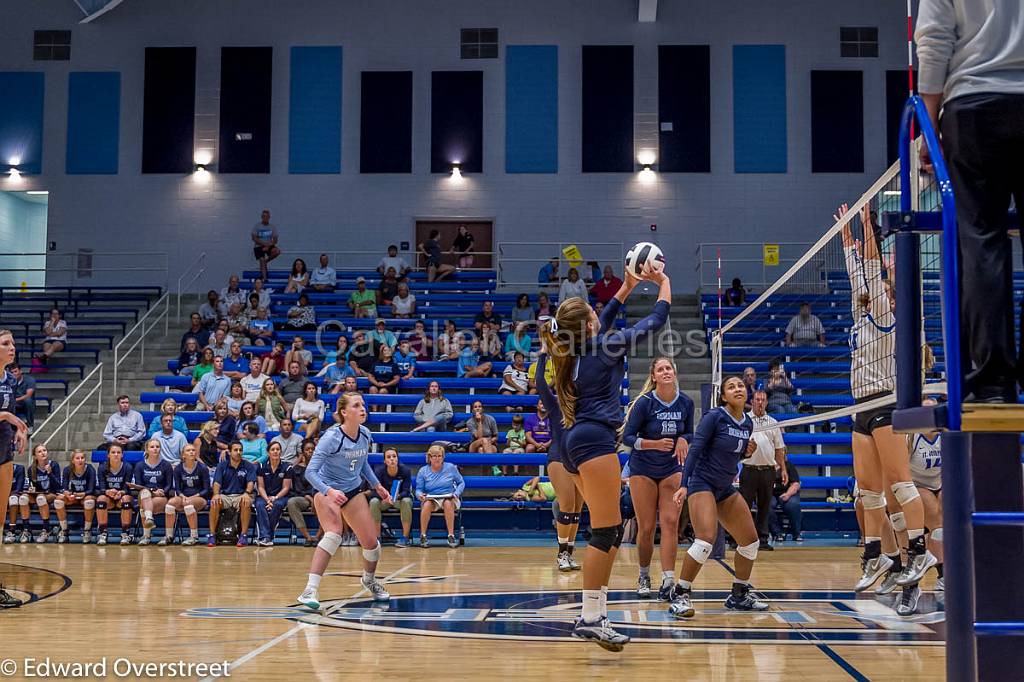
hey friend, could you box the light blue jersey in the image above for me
[305,424,381,495]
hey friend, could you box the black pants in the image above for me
[739,466,775,542]
[941,93,1024,399]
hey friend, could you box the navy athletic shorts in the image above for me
[686,474,738,503]
[627,454,682,484]
[852,393,894,435]
[563,420,619,470]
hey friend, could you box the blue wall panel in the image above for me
[0,72,45,174]
[66,72,120,174]
[505,45,557,173]
[733,45,786,173]
[289,46,342,174]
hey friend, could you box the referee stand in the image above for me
[891,96,1024,682]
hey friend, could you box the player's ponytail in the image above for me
[539,299,592,429]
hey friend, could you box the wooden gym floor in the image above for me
[0,544,943,681]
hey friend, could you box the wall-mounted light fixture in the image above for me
[449,161,463,181]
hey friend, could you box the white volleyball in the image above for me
[624,242,665,277]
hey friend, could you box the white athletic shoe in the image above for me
[361,577,391,602]
[82,530,91,545]
[895,550,937,587]
[557,551,573,572]
[156,536,169,547]
[56,530,67,544]
[298,588,321,610]
[567,554,581,571]
[96,532,107,546]
[181,536,198,547]
[2,531,14,544]
[875,568,901,595]
[19,530,30,544]
[572,617,630,651]
[935,576,944,592]
[637,574,652,598]
[668,591,695,619]
[35,530,49,544]
[138,535,151,546]
[854,554,893,592]
[119,534,132,546]
[896,585,921,616]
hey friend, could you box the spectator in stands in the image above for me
[199,291,227,329]
[211,399,238,455]
[474,300,502,331]
[284,258,309,294]
[292,382,326,439]
[243,292,261,320]
[308,253,337,293]
[370,319,398,350]
[240,422,269,464]
[347,331,379,378]
[286,440,319,546]
[209,319,235,349]
[770,460,802,542]
[742,389,788,550]
[407,319,433,361]
[323,336,350,366]
[239,359,268,402]
[100,395,147,451]
[453,224,475,268]
[178,338,201,377]
[271,418,303,464]
[208,440,256,547]
[510,293,536,326]
[206,328,231,359]
[378,244,411,278]
[478,322,502,363]
[394,338,417,379]
[370,447,414,547]
[341,376,359,393]
[37,307,67,365]
[500,352,530,399]
[785,303,826,347]
[182,313,206,351]
[194,356,232,410]
[504,322,533,361]
[419,229,456,282]
[254,441,292,546]
[590,265,623,305]
[221,275,246,309]
[223,341,249,379]
[377,267,400,307]
[225,303,250,344]
[261,341,287,377]
[527,354,555,395]
[535,291,553,319]
[248,307,274,347]
[227,383,245,415]
[501,414,528,475]
[437,320,462,360]
[321,353,356,393]
[284,294,317,332]
[249,277,273,309]
[285,336,313,374]
[457,338,493,378]
[416,444,465,548]
[725,278,746,307]
[524,399,552,454]
[278,361,307,406]
[251,209,281,281]
[257,378,288,431]
[155,413,188,465]
[194,421,222,469]
[765,359,797,414]
[538,257,560,285]
[457,401,498,453]
[558,267,589,303]
[192,347,216,386]
[742,366,761,407]
[10,364,35,431]
[146,397,188,438]
[348,277,378,318]
[413,381,453,432]
[236,401,268,440]
[368,346,401,399]
[392,282,417,318]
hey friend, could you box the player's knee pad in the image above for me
[568,512,582,525]
[891,481,920,506]
[83,498,95,510]
[362,542,382,563]
[18,495,29,507]
[318,531,343,557]
[165,506,176,517]
[35,495,47,508]
[589,525,619,553]
[860,489,886,511]
[139,488,152,501]
[53,498,65,510]
[930,527,943,543]
[556,511,574,526]
[687,539,713,565]
[890,511,907,532]
[95,499,107,510]
[184,504,196,517]
[736,539,759,561]
[8,495,18,507]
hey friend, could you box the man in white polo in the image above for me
[741,389,788,551]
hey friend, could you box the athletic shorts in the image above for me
[853,394,894,435]
[253,245,275,260]
[0,430,12,466]
[339,486,365,507]
[563,420,619,470]
[219,493,250,511]
[627,454,682,484]
[0,448,10,467]
[686,474,738,504]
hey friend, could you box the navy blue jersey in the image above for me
[290,464,315,496]
[62,465,97,495]
[623,389,694,474]
[174,462,211,498]
[133,460,175,494]
[11,463,25,493]
[28,461,61,493]
[373,462,413,500]
[571,298,669,429]
[259,460,291,497]
[213,458,257,495]
[0,370,16,459]
[371,361,399,384]
[535,354,564,460]
[681,407,753,490]
[98,462,134,494]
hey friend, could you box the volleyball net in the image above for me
[709,158,949,431]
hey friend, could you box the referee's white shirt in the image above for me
[743,412,785,467]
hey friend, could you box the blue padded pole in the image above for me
[942,431,977,682]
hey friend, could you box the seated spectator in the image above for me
[474,300,502,331]
[194,421,222,468]
[227,382,246,415]
[558,267,588,303]
[524,399,552,454]
[453,224,475,268]
[769,460,802,542]
[240,422,269,464]
[457,401,498,453]
[725,278,746,307]
[321,353,356,393]
[377,267,400,307]
[251,209,281,281]
[501,414,528,475]
[284,258,309,294]
[457,338,493,378]
[500,352,530,398]
[225,303,250,344]
[181,313,206,351]
[249,277,273,309]
[308,253,337,292]
[340,375,359,394]
[504,322,533,361]
[416,445,465,548]
[206,328,232,359]
[284,294,317,332]
[509,294,535,327]
[370,319,398,350]
[193,356,232,410]
[155,413,188,465]
[286,440,319,546]
[223,341,249,379]
[370,447,414,547]
[254,441,292,546]
[178,338,201,377]
[437,320,462,360]
[418,229,456,282]
[278,361,307,405]
[100,395,147,451]
[240,358,269,402]
[347,331,379,378]
[208,319,235,349]
[292,382,325,439]
[512,475,556,503]
[394,339,417,379]
[412,381,453,432]
[407,320,433,360]
[221,274,247,309]
[785,303,826,347]
[208,440,256,547]
[257,378,288,431]
[527,354,555,395]
[270,418,303,464]
[236,401,268,439]
[285,336,313,374]
[37,308,67,365]
[590,265,623,305]
[368,346,401,398]
[261,341,287,377]
[244,292,262,319]
[391,282,417,318]
[765,360,797,414]
[535,291,553,319]
[192,347,216,385]
[211,399,238,455]
[742,366,762,408]
[248,307,274,346]
[348,277,378,318]
[378,244,411,278]
[198,291,227,329]
[10,364,35,431]
[537,257,560,285]
[146,397,188,437]
[323,335,350,365]
[478,322,502,363]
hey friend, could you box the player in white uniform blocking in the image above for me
[898,404,943,615]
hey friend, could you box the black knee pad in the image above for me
[95,500,108,510]
[556,511,574,526]
[568,512,582,525]
[589,525,619,553]
[613,524,624,548]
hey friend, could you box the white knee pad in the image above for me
[318,531,343,557]
[8,495,18,507]
[860,489,886,511]
[53,498,65,510]
[891,481,920,506]
[165,506,176,517]
[687,539,713,565]
[35,495,47,508]
[139,489,152,501]
[83,498,95,510]
[184,504,196,517]
[736,539,760,561]
[890,511,907,532]
[18,495,29,507]
[362,542,382,563]
[930,528,943,543]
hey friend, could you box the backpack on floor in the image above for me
[215,507,240,545]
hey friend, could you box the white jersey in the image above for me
[909,433,942,491]
[845,246,896,399]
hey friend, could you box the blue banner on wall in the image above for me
[67,72,120,174]
[0,72,45,174]
[289,46,342,174]
[506,45,558,173]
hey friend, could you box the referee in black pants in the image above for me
[740,390,788,550]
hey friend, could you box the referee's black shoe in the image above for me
[0,585,23,609]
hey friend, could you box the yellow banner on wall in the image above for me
[562,244,583,267]
[763,244,779,266]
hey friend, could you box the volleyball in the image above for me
[624,242,665,277]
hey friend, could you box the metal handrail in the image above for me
[176,252,207,319]
[496,241,625,292]
[0,251,169,288]
[113,292,170,395]
[31,362,104,452]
